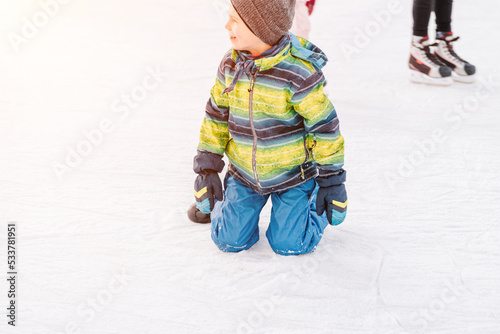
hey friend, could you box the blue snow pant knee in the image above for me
[210,175,329,255]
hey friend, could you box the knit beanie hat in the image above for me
[230,0,296,46]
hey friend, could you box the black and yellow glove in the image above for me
[189,151,225,223]
[316,169,347,225]
[194,171,223,214]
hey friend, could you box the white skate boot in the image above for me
[434,32,476,83]
[409,35,453,86]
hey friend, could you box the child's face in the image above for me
[226,3,271,55]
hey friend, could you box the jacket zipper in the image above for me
[300,136,309,180]
[248,70,263,195]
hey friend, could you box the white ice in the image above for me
[0,0,499,333]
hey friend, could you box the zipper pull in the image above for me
[310,135,317,160]
[248,67,258,92]
[248,73,256,92]
[300,165,305,180]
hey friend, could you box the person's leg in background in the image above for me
[409,0,453,85]
[412,0,433,37]
[434,0,453,34]
[433,0,476,82]
[291,0,311,39]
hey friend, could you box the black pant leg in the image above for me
[434,0,453,33]
[413,0,434,36]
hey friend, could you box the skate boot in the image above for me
[409,35,453,86]
[187,203,211,224]
[434,31,476,83]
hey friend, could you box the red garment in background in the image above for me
[306,0,315,15]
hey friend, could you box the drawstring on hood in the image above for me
[222,34,291,95]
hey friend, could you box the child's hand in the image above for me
[316,170,347,225]
[194,171,223,214]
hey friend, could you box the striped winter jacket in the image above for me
[196,34,344,195]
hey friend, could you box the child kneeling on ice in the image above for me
[188,0,347,256]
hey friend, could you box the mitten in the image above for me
[194,171,223,214]
[192,151,225,214]
[316,169,347,225]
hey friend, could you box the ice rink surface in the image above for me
[1,0,499,333]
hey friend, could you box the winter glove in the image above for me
[306,0,316,15]
[193,151,225,214]
[194,171,223,214]
[316,169,347,225]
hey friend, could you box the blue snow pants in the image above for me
[210,175,329,256]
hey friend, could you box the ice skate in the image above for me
[409,35,453,86]
[434,32,476,83]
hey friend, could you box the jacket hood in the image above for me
[288,33,328,70]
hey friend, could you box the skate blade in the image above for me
[452,72,475,84]
[409,70,453,86]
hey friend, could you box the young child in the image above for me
[409,0,476,85]
[188,0,347,256]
